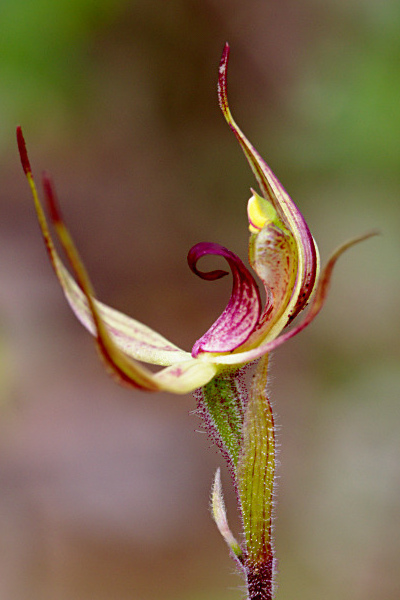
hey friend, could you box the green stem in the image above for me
[237,355,276,599]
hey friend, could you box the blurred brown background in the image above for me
[0,1,399,599]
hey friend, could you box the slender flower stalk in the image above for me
[17,43,375,599]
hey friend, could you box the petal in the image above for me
[16,127,188,365]
[202,231,378,365]
[57,266,191,366]
[218,44,319,329]
[243,191,298,348]
[188,242,261,356]
[17,127,215,394]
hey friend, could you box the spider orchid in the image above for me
[16,45,369,395]
[17,44,374,600]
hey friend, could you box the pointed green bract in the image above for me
[201,369,246,468]
[211,468,243,560]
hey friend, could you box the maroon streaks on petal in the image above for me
[285,228,317,324]
[246,221,297,345]
[188,242,262,356]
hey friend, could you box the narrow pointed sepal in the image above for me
[218,44,319,340]
[16,128,218,394]
[211,468,243,561]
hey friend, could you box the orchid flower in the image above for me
[17,44,374,599]
[16,44,369,395]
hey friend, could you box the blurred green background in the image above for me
[0,1,399,599]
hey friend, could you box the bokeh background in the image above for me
[0,1,399,599]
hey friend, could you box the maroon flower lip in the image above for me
[188,242,262,357]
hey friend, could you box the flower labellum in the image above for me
[17,43,375,600]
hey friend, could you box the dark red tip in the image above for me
[221,42,230,60]
[42,172,62,223]
[16,126,32,176]
[218,44,231,113]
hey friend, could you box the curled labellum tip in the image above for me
[188,242,262,356]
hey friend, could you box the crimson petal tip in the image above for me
[42,172,62,223]
[16,126,32,176]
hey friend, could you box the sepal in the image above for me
[218,44,319,342]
